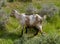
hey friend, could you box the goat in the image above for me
[10,10,44,36]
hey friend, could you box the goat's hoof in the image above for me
[18,34,23,37]
[41,32,47,36]
[43,32,46,34]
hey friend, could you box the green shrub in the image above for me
[7,0,32,2]
[20,0,32,2]
[0,9,9,31]
[38,4,59,18]
[0,0,7,7]
[25,4,37,15]
[13,32,60,44]
[7,0,14,2]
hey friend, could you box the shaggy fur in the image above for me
[10,10,43,36]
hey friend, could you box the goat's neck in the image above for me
[14,13,21,20]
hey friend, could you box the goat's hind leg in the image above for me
[34,27,39,36]
[25,26,39,36]
[38,25,46,36]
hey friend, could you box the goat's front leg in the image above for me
[20,26,24,37]
[25,26,28,33]
[25,26,30,33]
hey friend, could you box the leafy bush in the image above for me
[38,4,59,17]
[0,9,9,30]
[0,0,6,8]
[8,0,32,2]
[14,33,60,44]
[7,0,14,2]
[0,21,5,30]
[14,36,28,44]
[25,4,37,15]
[20,0,32,2]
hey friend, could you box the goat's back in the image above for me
[20,14,42,26]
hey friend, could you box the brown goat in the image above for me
[10,10,44,36]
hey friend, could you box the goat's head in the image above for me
[10,9,16,17]
[10,9,20,18]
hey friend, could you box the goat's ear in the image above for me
[11,9,15,14]
[12,9,16,12]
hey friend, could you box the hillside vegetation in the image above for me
[0,0,60,44]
